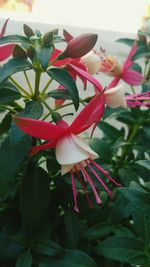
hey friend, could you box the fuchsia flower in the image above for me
[99,42,143,88]
[0,19,14,62]
[14,93,120,211]
[126,91,150,108]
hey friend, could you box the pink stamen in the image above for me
[74,165,93,209]
[78,163,102,205]
[90,159,121,187]
[85,160,113,199]
[70,170,79,212]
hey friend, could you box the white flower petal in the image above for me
[81,51,100,74]
[56,134,91,165]
[104,84,127,108]
[61,164,74,175]
[72,134,98,159]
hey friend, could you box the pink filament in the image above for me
[78,162,102,205]
[90,159,121,186]
[85,160,113,199]
[70,170,79,212]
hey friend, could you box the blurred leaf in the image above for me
[116,38,135,46]
[64,210,80,248]
[98,121,123,141]
[20,163,50,235]
[0,113,12,135]
[47,68,79,110]
[47,89,70,100]
[38,249,97,267]
[89,138,112,160]
[84,221,112,241]
[132,45,150,60]
[33,239,63,257]
[35,44,53,70]
[16,249,32,267]
[0,58,32,83]
[0,35,32,45]
[136,160,150,170]
[0,134,31,201]
[0,81,21,104]
[23,24,34,38]
[96,236,147,265]
[118,166,139,186]
[13,45,27,59]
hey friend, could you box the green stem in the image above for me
[41,78,53,95]
[9,77,31,97]
[0,105,16,114]
[34,71,41,98]
[24,71,33,95]
[39,96,53,113]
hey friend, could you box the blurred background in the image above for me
[0,0,149,33]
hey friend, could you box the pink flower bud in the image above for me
[63,33,98,58]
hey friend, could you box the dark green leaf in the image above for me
[136,160,150,170]
[64,210,80,247]
[89,138,112,159]
[43,31,54,46]
[96,236,147,265]
[47,68,79,110]
[116,38,135,46]
[34,239,63,257]
[0,58,32,83]
[47,89,70,100]
[0,35,32,45]
[39,249,96,267]
[0,113,12,135]
[23,24,35,38]
[20,163,50,235]
[84,221,112,240]
[18,100,43,119]
[98,121,122,141]
[16,249,32,267]
[0,81,21,104]
[13,45,27,59]
[132,45,150,60]
[35,44,53,69]
[0,134,31,201]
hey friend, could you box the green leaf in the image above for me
[0,58,32,83]
[23,24,35,38]
[20,163,50,235]
[47,89,70,100]
[47,68,79,110]
[18,100,44,119]
[132,45,150,60]
[35,44,53,69]
[116,38,135,46]
[96,236,147,265]
[16,249,32,267]
[0,134,31,201]
[0,81,21,104]
[84,221,112,240]
[33,239,63,257]
[98,121,122,141]
[118,166,139,186]
[0,113,12,135]
[39,249,97,267]
[64,210,80,247]
[89,138,112,159]
[0,35,32,45]
[136,160,150,170]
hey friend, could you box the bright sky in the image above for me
[0,0,149,33]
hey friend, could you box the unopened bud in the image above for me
[63,33,98,58]
[52,112,62,123]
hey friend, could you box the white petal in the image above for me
[61,164,74,175]
[81,51,100,75]
[56,134,91,165]
[104,84,127,108]
[72,134,98,160]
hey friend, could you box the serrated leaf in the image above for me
[47,68,79,110]
[0,58,32,83]
[16,249,32,267]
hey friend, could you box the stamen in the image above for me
[85,160,112,199]
[70,170,79,212]
[78,162,102,205]
[74,165,93,209]
[90,159,121,186]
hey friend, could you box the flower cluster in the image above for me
[0,19,148,211]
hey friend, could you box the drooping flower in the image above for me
[0,19,14,62]
[14,94,120,211]
[99,42,143,88]
[126,91,150,108]
[80,50,100,75]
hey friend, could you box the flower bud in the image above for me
[81,51,100,74]
[63,33,98,58]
